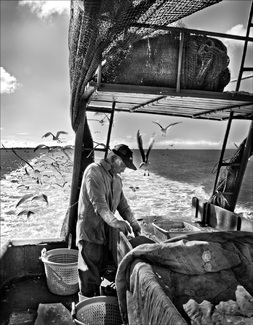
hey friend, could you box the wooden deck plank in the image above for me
[87,83,253,120]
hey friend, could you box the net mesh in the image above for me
[209,139,247,210]
[68,0,222,130]
[102,32,230,91]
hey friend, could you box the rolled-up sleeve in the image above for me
[117,191,137,226]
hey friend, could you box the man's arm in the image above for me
[85,168,131,235]
[117,192,141,236]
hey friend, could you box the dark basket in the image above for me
[74,296,122,325]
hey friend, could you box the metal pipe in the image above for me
[212,111,234,195]
[130,23,253,42]
[176,32,184,93]
[104,101,116,158]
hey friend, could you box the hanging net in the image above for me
[68,0,222,131]
[102,32,230,91]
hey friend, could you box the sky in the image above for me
[0,0,252,149]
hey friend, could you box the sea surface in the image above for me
[0,148,252,247]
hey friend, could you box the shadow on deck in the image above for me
[0,275,78,324]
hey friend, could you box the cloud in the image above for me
[0,67,21,94]
[1,139,37,148]
[1,134,75,148]
[227,24,253,37]
[159,139,221,148]
[224,24,253,48]
[19,0,70,19]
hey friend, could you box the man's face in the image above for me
[111,156,127,174]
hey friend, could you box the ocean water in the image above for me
[0,148,252,247]
[0,148,40,179]
[132,149,253,212]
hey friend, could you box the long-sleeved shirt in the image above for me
[76,159,137,245]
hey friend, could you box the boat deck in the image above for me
[0,275,78,325]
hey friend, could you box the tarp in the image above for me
[115,231,253,324]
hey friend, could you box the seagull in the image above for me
[88,118,107,125]
[17,210,35,219]
[24,168,30,176]
[90,112,115,127]
[137,129,155,176]
[16,194,34,208]
[88,113,110,126]
[42,131,68,142]
[34,144,50,153]
[17,184,29,190]
[129,186,140,192]
[31,194,49,205]
[94,112,110,122]
[152,121,182,137]
[54,181,68,188]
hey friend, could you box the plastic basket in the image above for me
[40,248,78,296]
[74,296,122,325]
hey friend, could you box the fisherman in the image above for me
[76,144,141,297]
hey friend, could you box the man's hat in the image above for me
[112,144,137,170]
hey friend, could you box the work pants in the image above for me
[77,240,109,297]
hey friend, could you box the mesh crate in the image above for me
[74,296,122,325]
[41,248,78,296]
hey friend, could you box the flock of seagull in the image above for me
[40,119,182,177]
[10,120,181,219]
[11,142,73,219]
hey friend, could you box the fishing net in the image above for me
[68,0,222,131]
[102,32,230,91]
[209,139,248,211]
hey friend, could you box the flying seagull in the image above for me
[34,144,50,153]
[152,121,182,137]
[17,210,35,219]
[137,129,155,176]
[42,131,68,142]
[129,186,140,192]
[88,113,111,126]
[88,118,107,125]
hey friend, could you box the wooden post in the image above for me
[66,108,86,247]
[66,90,95,247]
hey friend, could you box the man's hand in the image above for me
[112,220,132,235]
[131,221,141,237]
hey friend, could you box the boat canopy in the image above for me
[68,0,238,132]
